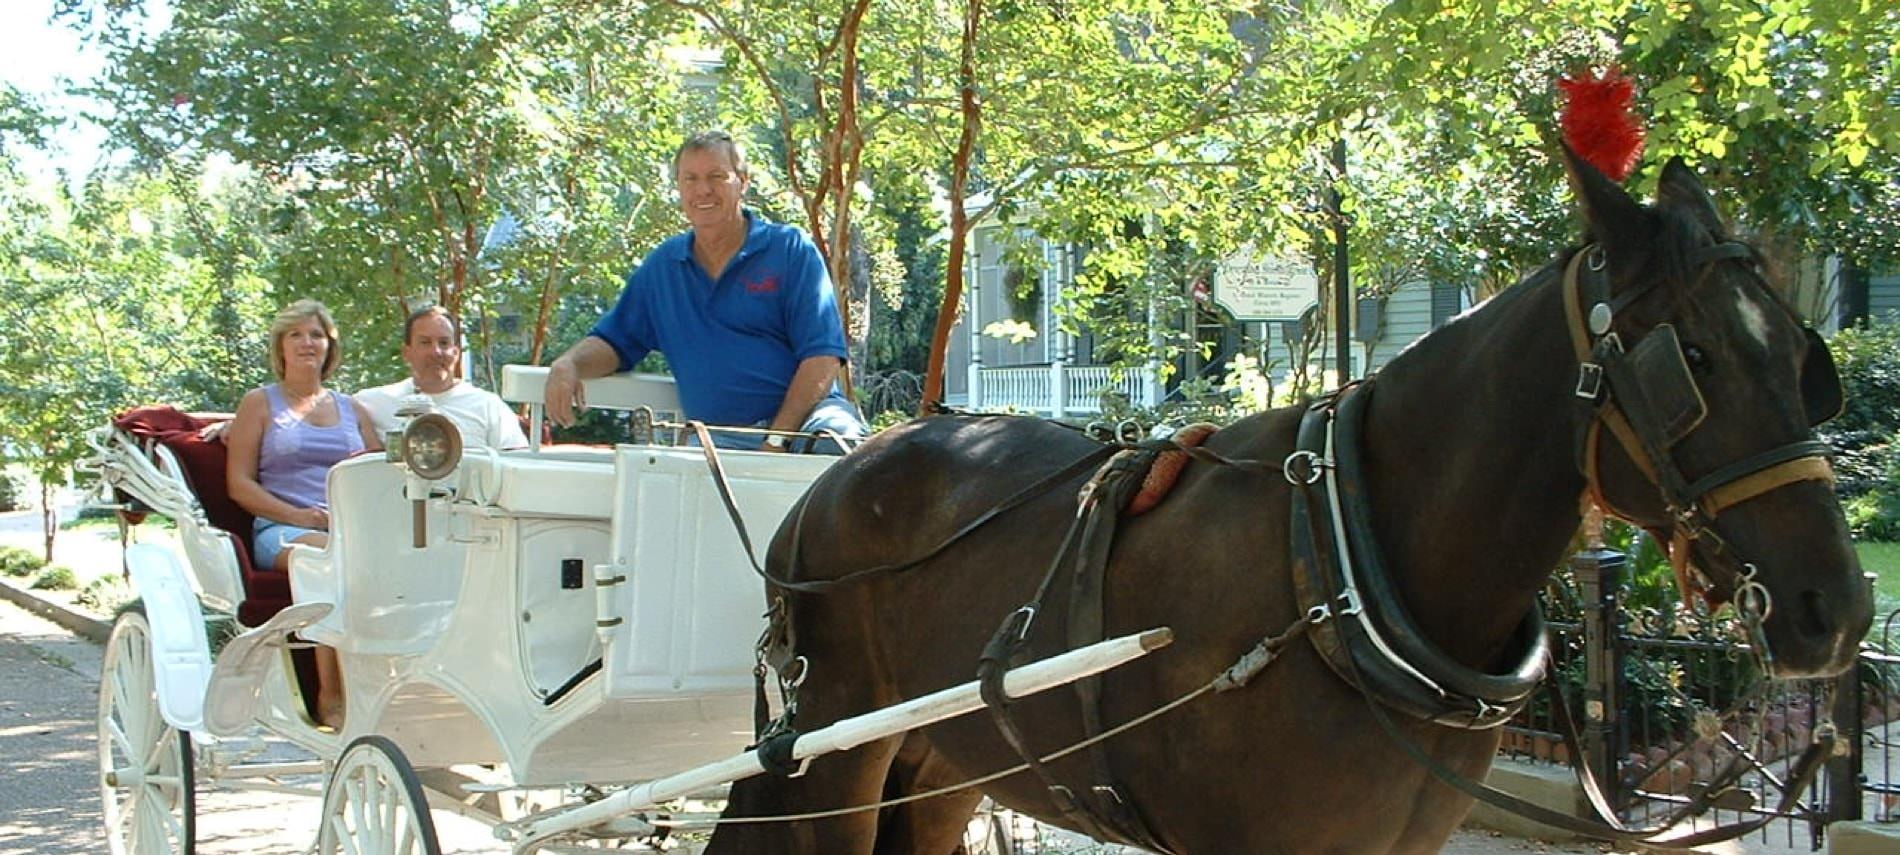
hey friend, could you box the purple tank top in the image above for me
[258,384,364,512]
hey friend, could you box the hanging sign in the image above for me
[1211,250,1319,321]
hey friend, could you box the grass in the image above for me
[1860,540,1900,612]
[59,512,176,533]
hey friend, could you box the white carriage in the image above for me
[86,367,1167,854]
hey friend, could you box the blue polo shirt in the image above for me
[589,212,850,427]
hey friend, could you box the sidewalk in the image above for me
[0,495,175,640]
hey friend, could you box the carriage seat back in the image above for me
[501,366,682,447]
[113,406,288,626]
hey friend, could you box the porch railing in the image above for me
[973,364,1156,417]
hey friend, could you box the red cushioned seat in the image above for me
[113,406,289,625]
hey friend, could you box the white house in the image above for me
[938,220,1470,417]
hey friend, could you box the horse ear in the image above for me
[1656,156,1727,234]
[1561,141,1646,250]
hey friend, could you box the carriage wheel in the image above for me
[317,736,443,855]
[98,610,197,855]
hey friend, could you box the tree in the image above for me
[1326,0,1900,305]
[0,162,272,561]
[74,0,697,380]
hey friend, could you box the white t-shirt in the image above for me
[356,379,530,450]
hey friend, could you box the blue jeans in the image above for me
[253,517,321,569]
[695,400,866,454]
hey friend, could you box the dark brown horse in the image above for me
[703,149,1873,854]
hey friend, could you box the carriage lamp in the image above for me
[401,413,463,549]
[401,413,463,481]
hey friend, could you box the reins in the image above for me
[686,418,1281,596]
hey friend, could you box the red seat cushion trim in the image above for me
[114,405,289,623]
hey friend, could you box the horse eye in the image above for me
[1682,342,1711,372]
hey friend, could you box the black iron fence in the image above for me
[1502,545,1900,849]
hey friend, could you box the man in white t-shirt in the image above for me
[355,307,530,450]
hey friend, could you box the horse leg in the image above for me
[703,735,903,855]
[871,733,987,855]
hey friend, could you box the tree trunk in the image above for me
[921,0,984,416]
[39,479,55,565]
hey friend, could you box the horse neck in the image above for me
[1359,269,1589,669]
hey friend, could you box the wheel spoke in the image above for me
[328,811,361,855]
[141,730,173,773]
[133,791,165,853]
[106,718,137,764]
[148,788,187,848]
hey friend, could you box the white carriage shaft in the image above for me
[501,628,1174,851]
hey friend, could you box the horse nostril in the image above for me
[1797,590,1831,640]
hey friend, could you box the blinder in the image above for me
[1624,324,1706,446]
[1800,327,1844,427]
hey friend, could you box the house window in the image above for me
[1430,282,1462,328]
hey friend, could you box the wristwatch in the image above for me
[763,435,790,451]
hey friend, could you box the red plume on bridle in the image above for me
[1559,67,1646,182]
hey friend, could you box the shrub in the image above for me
[1848,489,1900,542]
[0,472,20,512]
[0,546,44,578]
[75,574,131,615]
[30,565,78,591]
[1822,320,1900,500]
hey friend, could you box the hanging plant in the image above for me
[1000,238,1045,325]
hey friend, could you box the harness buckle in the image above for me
[1306,603,1333,624]
[1283,450,1330,485]
[1575,363,1604,400]
[1336,589,1363,617]
[1011,605,1038,641]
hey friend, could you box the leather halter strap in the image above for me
[1561,245,1834,610]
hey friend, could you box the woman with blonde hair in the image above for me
[225,298,379,729]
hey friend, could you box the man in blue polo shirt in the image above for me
[544,131,864,453]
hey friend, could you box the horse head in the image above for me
[1563,145,1871,678]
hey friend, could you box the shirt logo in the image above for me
[745,275,780,295]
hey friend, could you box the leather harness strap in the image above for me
[978,442,1179,854]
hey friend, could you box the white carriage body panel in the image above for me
[296,444,834,783]
[124,543,213,731]
[515,518,609,697]
[603,446,832,701]
[176,520,246,615]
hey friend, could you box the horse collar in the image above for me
[1287,383,1549,730]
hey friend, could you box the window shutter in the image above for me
[1430,282,1462,328]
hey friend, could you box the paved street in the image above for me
[0,595,102,854]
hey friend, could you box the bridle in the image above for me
[1562,241,1840,671]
